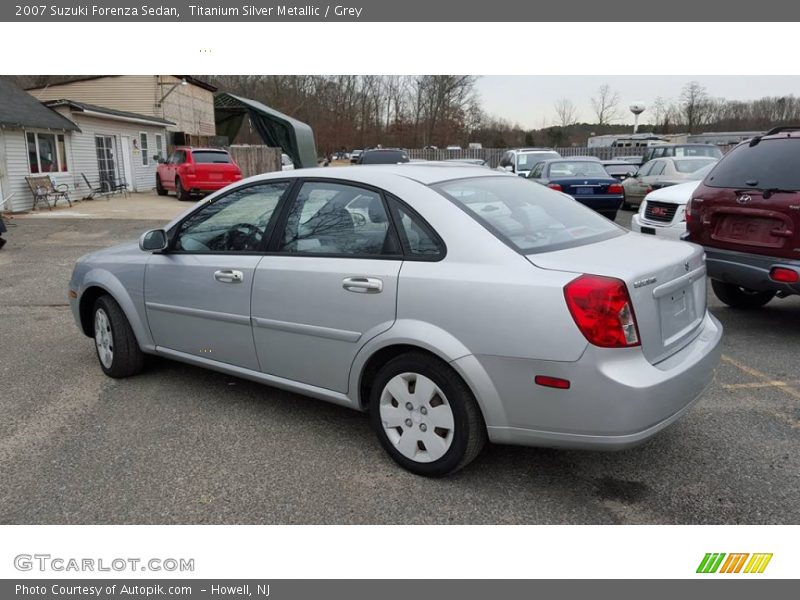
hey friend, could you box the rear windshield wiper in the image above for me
[736,187,797,199]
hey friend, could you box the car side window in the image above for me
[170,151,186,165]
[387,196,444,259]
[530,162,544,178]
[650,161,666,176]
[638,161,654,176]
[278,181,400,257]
[173,182,291,253]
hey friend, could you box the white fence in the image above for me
[407,146,647,168]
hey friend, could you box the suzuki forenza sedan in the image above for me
[69,165,722,476]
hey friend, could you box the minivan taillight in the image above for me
[685,198,693,224]
[564,275,640,348]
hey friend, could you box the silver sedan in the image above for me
[69,165,722,476]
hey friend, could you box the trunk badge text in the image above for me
[737,194,752,204]
[633,277,658,288]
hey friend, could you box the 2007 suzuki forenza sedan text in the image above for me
[69,165,722,476]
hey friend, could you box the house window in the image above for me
[155,134,164,161]
[26,132,68,173]
[140,132,149,166]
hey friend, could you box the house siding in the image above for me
[28,76,157,120]
[29,76,216,137]
[0,127,74,212]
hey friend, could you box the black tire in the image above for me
[711,280,776,309]
[176,177,191,201]
[92,295,145,378]
[155,175,167,196]
[369,352,486,477]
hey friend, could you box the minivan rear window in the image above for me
[434,176,623,254]
[705,140,800,190]
[192,151,232,164]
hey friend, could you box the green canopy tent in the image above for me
[214,92,317,169]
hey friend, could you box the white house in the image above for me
[44,99,174,196]
[0,78,176,212]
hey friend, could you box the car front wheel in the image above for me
[711,280,776,309]
[93,295,145,378]
[155,175,167,196]
[369,352,486,477]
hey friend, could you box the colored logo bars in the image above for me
[696,553,773,574]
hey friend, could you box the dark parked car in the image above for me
[527,158,624,219]
[357,149,410,164]
[687,126,800,308]
[640,143,723,164]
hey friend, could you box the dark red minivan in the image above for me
[156,147,242,201]
[687,127,800,308]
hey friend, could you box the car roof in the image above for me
[240,163,504,186]
[176,147,229,152]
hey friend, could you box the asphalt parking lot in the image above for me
[1,210,798,524]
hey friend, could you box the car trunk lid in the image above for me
[528,233,707,364]
[555,177,618,196]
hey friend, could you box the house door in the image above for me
[120,136,135,192]
[95,135,118,192]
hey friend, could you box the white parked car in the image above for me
[631,163,715,240]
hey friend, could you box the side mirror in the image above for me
[139,229,168,252]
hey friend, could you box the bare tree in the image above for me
[680,81,710,133]
[553,98,579,127]
[590,84,621,125]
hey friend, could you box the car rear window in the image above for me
[192,151,232,164]
[674,158,716,173]
[434,176,623,254]
[705,140,800,190]
[516,152,559,170]
[547,161,609,178]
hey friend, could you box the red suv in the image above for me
[156,147,242,201]
[687,127,800,308]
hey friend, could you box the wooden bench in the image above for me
[25,175,71,210]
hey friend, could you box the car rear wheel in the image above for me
[176,177,191,201]
[369,352,486,477]
[93,295,145,378]
[711,280,776,309]
[155,175,167,196]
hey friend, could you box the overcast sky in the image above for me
[476,76,800,128]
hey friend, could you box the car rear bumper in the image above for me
[631,214,686,240]
[705,246,800,294]
[462,311,722,449]
[572,194,623,216]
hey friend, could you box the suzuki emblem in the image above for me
[737,194,752,204]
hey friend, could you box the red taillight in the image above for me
[685,199,693,224]
[535,375,571,389]
[548,183,562,191]
[607,183,623,194]
[770,267,800,283]
[564,275,640,348]
[645,185,653,194]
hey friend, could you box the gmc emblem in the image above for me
[651,206,668,216]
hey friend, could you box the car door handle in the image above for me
[342,277,383,293]
[214,269,244,284]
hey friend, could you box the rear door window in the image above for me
[705,140,800,190]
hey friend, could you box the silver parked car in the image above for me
[69,165,722,476]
